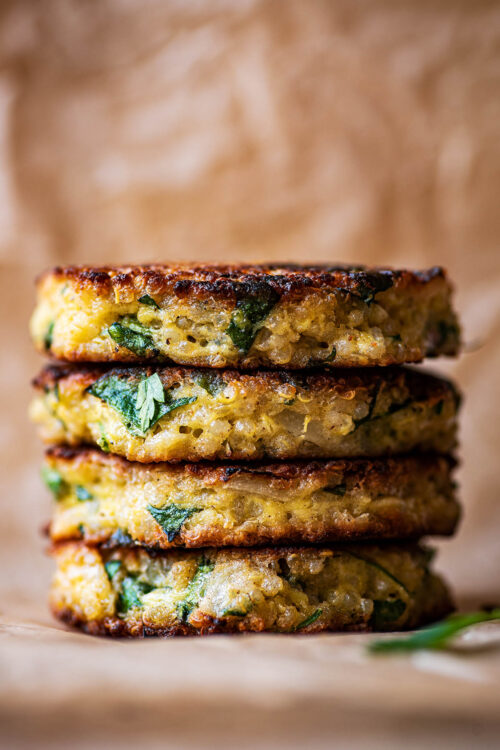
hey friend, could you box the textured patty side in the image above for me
[50,542,453,636]
[31,365,459,462]
[44,447,460,547]
[31,263,460,367]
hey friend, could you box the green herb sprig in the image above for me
[368,609,500,654]
[88,372,196,436]
[136,372,165,433]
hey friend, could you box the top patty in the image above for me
[31,263,460,368]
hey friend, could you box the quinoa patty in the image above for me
[31,263,460,368]
[50,542,452,636]
[31,365,459,462]
[44,447,459,547]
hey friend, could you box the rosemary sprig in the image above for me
[368,609,500,654]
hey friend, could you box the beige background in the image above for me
[0,1,499,747]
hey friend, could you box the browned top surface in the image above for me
[47,444,455,487]
[37,263,449,301]
[32,362,460,404]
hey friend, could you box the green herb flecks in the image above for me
[226,287,279,353]
[437,320,460,348]
[221,595,253,618]
[222,608,249,617]
[370,598,407,629]
[138,294,160,309]
[147,503,200,542]
[368,609,500,654]
[351,273,393,305]
[325,346,337,362]
[88,373,197,436]
[324,483,347,496]
[41,467,68,499]
[75,485,93,501]
[89,375,143,435]
[104,560,122,580]
[353,383,382,429]
[118,576,153,613]
[295,608,323,631]
[108,529,134,546]
[195,372,225,397]
[177,556,215,623]
[346,551,410,594]
[97,422,111,452]
[108,315,158,357]
[386,398,413,417]
[43,321,55,351]
[434,400,444,415]
[353,386,413,432]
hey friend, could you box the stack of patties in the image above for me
[29,263,461,636]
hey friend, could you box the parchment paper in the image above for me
[0,1,499,747]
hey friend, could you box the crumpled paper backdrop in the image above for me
[0,1,499,747]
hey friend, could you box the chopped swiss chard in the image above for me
[108,316,158,356]
[177,556,215,622]
[147,503,200,542]
[226,287,279,353]
[41,467,68,499]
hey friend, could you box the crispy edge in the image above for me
[51,603,454,637]
[32,363,461,407]
[47,449,460,543]
[55,514,460,549]
[36,263,450,302]
[45,444,457,492]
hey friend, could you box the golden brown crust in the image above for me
[44,446,460,546]
[32,362,461,409]
[52,597,453,637]
[32,262,460,367]
[53,516,458,548]
[46,443,457,486]
[37,263,448,302]
[49,542,454,637]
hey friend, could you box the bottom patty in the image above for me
[50,543,452,636]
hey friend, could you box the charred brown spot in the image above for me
[37,263,449,302]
